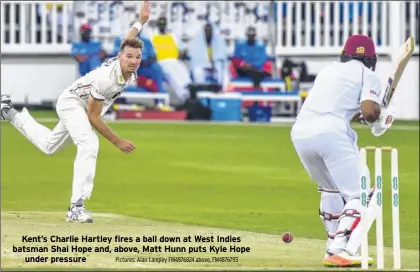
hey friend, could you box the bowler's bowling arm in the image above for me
[123,1,150,41]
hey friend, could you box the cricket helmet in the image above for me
[340,34,378,71]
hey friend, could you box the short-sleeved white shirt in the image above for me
[60,57,136,115]
[292,60,382,139]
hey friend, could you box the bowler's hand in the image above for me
[115,139,136,154]
[139,1,151,25]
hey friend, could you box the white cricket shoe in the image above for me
[1,94,13,120]
[66,205,94,223]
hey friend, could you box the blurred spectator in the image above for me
[150,16,191,102]
[71,24,107,76]
[45,3,65,43]
[188,22,229,87]
[231,26,271,89]
[37,3,72,43]
[113,25,165,93]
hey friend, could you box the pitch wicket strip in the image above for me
[359,147,400,270]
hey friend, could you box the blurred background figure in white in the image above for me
[189,22,229,90]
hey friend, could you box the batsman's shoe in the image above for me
[323,250,373,267]
[1,94,13,120]
[66,205,94,223]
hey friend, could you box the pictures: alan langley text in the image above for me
[116,256,240,263]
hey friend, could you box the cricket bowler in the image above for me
[1,1,151,223]
[290,34,395,267]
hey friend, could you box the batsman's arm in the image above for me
[360,69,382,123]
[122,1,150,41]
[360,101,381,123]
[87,95,121,145]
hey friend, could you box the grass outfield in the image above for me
[1,111,419,270]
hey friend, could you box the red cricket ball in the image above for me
[282,232,293,243]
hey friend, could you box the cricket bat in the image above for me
[381,36,415,108]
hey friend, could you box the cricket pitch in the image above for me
[1,211,419,270]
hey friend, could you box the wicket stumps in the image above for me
[359,146,400,270]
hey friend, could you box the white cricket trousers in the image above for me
[291,124,361,202]
[11,96,99,204]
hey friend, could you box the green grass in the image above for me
[1,112,419,269]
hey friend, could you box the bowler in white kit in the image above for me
[1,1,151,223]
[290,34,394,267]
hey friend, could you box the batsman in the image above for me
[290,34,395,267]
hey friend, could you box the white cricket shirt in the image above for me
[292,60,383,139]
[60,57,136,115]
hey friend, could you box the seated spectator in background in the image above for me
[189,22,229,89]
[113,27,165,93]
[150,16,191,102]
[71,24,107,76]
[231,26,271,89]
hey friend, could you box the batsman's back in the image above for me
[297,60,381,124]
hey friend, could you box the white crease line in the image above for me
[2,211,128,219]
[91,212,127,219]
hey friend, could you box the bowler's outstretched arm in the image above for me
[122,1,150,42]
